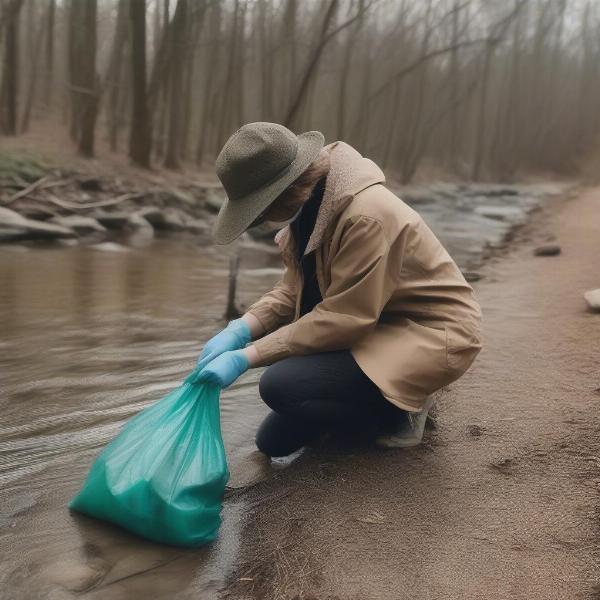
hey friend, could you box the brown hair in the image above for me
[263,149,331,222]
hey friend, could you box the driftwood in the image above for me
[3,177,72,205]
[41,192,143,211]
[3,176,51,204]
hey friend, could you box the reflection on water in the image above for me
[0,239,279,599]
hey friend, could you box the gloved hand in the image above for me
[192,350,249,389]
[197,318,251,371]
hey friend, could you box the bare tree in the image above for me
[0,0,25,135]
[129,0,152,168]
[4,0,600,183]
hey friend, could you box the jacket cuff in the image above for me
[244,305,280,336]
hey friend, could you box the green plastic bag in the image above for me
[69,371,229,547]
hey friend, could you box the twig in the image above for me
[43,192,143,210]
[3,178,73,205]
[3,176,50,204]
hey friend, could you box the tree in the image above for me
[129,0,152,167]
[0,0,25,135]
[68,0,99,157]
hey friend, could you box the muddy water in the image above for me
[0,239,282,599]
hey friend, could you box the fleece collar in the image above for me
[274,141,386,258]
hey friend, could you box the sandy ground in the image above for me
[220,187,600,600]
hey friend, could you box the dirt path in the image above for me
[221,187,600,600]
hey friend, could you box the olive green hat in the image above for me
[212,122,325,245]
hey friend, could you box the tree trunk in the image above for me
[105,0,129,152]
[196,1,222,164]
[163,0,188,169]
[0,0,25,135]
[77,0,99,157]
[129,0,152,168]
[20,5,46,132]
[44,0,55,107]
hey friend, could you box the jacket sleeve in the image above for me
[244,256,298,336]
[251,215,408,366]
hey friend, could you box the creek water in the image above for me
[0,182,568,599]
[0,239,281,598]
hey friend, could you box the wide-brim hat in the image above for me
[212,122,325,245]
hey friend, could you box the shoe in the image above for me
[375,395,435,448]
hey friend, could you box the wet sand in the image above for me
[221,188,600,599]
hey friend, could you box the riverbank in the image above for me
[0,148,592,599]
[0,146,575,276]
[220,186,600,600]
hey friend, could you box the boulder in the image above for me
[136,207,186,230]
[92,211,131,230]
[534,244,561,257]
[184,218,211,234]
[126,213,154,234]
[0,206,75,242]
[50,215,106,236]
[205,188,225,213]
[583,289,600,312]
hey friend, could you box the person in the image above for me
[193,122,482,457]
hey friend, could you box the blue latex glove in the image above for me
[192,350,249,389]
[197,318,251,371]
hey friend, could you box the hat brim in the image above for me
[212,130,325,245]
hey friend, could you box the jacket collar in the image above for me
[274,141,386,258]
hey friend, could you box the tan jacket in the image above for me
[246,141,482,412]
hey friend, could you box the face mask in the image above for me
[249,204,303,236]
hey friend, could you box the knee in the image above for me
[255,413,279,456]
[258,361,289,411]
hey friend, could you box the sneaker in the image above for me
[375,395,435,448]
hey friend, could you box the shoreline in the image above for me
[0,150,577,280]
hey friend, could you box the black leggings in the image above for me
[255,350,404,457]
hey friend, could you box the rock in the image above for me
[91,242,130,252]
[136,207,186,230]
[462,271,482,282]
[50,215,106,236]
[0,206,75,242]
[126,212,153,232]
[467,424,484,437]
[92,211,131,229]
[473,205,525,223]
[583,289,600,311]
[126,213,153,248]
[162,188,195,207]
[205,188,225,213]
[185,218,211,234]
[402,194,435,206]
[534,244,561,256]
